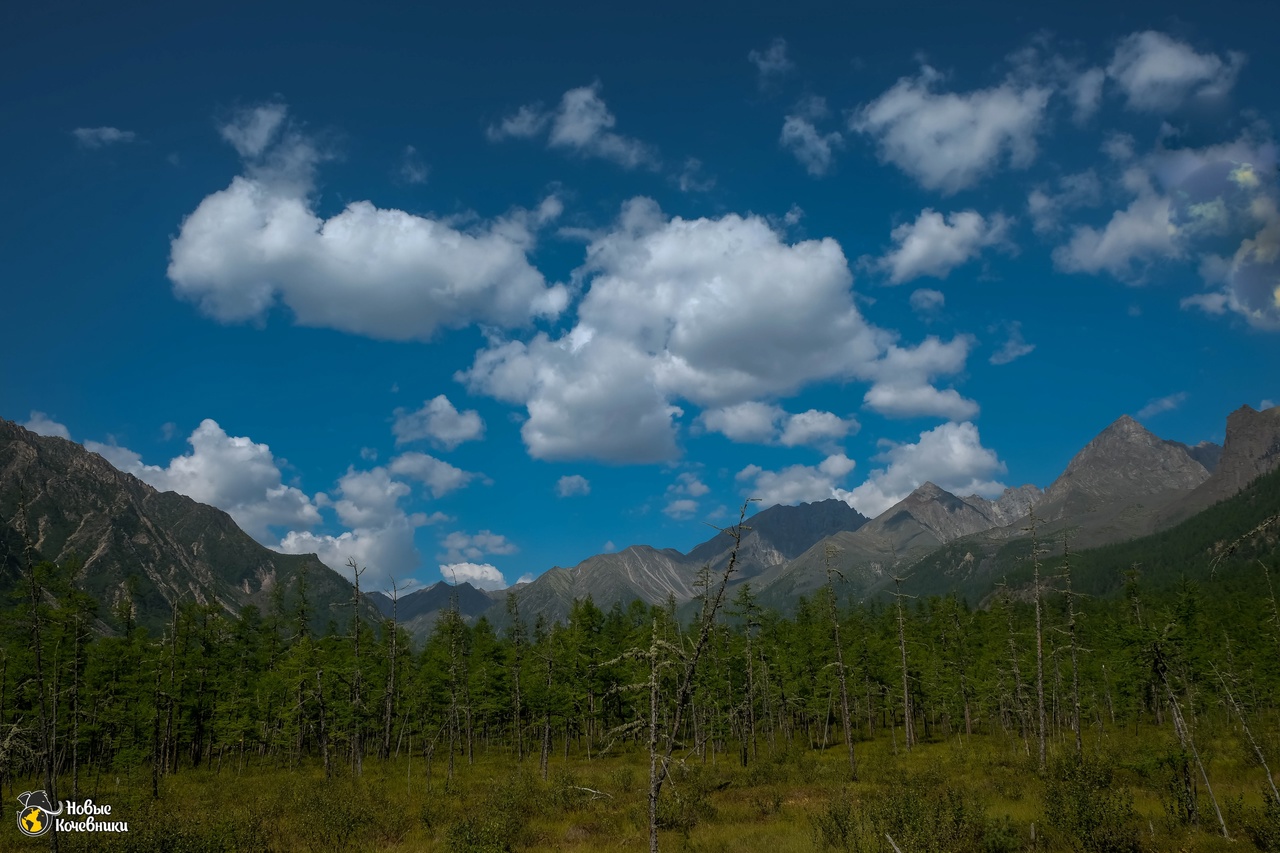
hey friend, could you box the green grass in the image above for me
[14,724,1278,852]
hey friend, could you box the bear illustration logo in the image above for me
[16,791,61,838]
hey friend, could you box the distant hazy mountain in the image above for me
[755,482,1037,606]
[0,418,370,633]
[506,500,869,626]
[6,403,1279,640]
[367,580,499,637]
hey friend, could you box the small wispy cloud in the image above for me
[398,145,428,184]
[73,127,137,148]
[1137,391,1188,419]
[989,321,1035,365]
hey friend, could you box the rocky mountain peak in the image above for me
[1039,414,1210,520]
[867,482,1000,544]
[1209,405,1280,493]
[907,481,949,501]
[963,484,1044,527]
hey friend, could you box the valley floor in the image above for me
[17,724,1280,853]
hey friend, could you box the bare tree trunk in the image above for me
[826,546,858,779]
[647,500,755,853]
[1063,552,1083,757]
[346,558,366,778]
[1161,663,1228,838]
[315,670,330,779]
[382,579,399,761]
[1024,512,1047,771]
[893,576,915,750]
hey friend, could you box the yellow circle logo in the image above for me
[15,792,60,838]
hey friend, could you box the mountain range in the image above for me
[3,405,1279,641]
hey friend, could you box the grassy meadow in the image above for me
[16,718,1277,853]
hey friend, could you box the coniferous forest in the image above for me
[4,471,1280,853]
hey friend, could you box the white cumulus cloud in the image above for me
[168,102,568,341]
[87,419,322,543]
[736,454,857,508]
[1052,170,1180,278]
[874,209,1011,283]
[845,422,1007,517]
[698,402,857,448]
[392,395,485,449]
[862,336,979,420]
[387,451,482,498]
[460,198,907,462]
[440,561,507,590]
[441,530,518,563]
[852,65,1050,194]
[1107,31,1245,113]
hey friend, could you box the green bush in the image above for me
[865,773,986,853]
[1235,790,1280,852]
[809,790,861,851]
[1043,754,1143,853]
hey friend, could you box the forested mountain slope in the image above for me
[0,418,373,633]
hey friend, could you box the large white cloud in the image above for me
[1107,31,1244,113]
[168,103,568,341]
[874,208,1011,283]
[736,454,857,508]
[845,422,1007,517]
[461,199,977,461]
[392,395,485,449]
[489,83,658,169]
[852,66,1050,194]
[87,419,322,543]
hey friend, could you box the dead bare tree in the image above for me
[824,545,857,779]
[381,577,400,761]
[346,557,366,777]
[891,575,916,751]
[643,498,756,853]
[1023,510,1049,771]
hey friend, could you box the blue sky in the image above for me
[4,0,1279,592]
